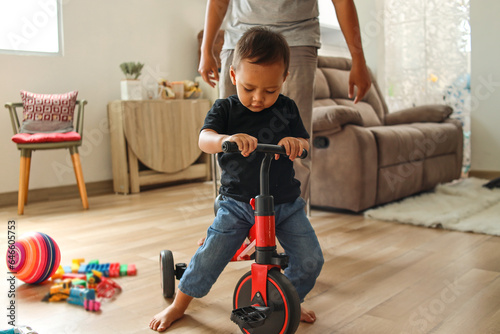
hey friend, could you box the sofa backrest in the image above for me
[314,56,389,127]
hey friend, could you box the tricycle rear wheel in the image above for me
[160,250,175,298]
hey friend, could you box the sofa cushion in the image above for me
[384,105,453,125]
[360,81,386,121]
[321,68,350,100]
[369,125,426,167]
[334,99,382,127]
[313,99,337,108]
[314,68,330,100]
[313,105,363,132]
[317,56,352,71]
[406,122,461,157]
[318,66,386,121]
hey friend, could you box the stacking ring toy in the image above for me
[5,232,61,284]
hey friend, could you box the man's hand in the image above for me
[198,52,219,88]
[349,61,371,104]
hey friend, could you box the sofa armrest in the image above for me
[311,124,378,211]
[384,105,453,125]
[313,105,363,133]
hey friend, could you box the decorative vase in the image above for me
[120,79,143,100]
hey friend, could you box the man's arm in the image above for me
[331,0,371,103]
[199,0,230,87]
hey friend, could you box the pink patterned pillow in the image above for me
[20,90,78,133]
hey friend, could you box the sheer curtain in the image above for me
[384,0,471,173]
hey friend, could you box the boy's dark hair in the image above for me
[233,27,290,76]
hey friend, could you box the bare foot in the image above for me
[149,305,185,332]
[300,306,316,323]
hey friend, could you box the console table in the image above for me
[108,99,211,194]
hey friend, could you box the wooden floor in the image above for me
[1,181,499,334]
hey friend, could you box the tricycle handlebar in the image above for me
[222,141,307,159]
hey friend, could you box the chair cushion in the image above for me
[20,90,78,133]
[12,131,81,144]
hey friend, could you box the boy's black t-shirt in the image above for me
[201,94,309,204]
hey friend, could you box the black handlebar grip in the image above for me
[222,141,308,159]
[299,149,308,160]
[221,141,239,152]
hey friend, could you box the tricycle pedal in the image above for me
[231,305,271,330]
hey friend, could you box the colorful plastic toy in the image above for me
[95,275,122,299]
[67,287,101,311]
[42,279,72,302]
[5,232,61,284]
[57,259,137,278]
[43,269,120,310]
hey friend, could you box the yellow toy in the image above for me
[42,279,72,302]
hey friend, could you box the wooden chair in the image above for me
[5,100,89,215]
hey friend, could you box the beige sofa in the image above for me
[311,56,463,212]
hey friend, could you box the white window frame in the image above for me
[318,0,340,30]
[0,0,63,56]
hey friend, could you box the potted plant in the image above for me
[120,62,144,100]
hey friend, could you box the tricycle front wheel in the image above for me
[233,268,300,334]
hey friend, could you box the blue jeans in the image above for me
[178,196,324,302]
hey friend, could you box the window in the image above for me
[318,0,347,56]
[0,0,63,55]
[318,0,340,30]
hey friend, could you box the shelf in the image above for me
[108,99,212,194]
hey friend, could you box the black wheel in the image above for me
[233,268,300,334]
[160,250,175,298]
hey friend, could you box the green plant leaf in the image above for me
[119,62,144,79]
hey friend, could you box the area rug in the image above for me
[364,177,500,236]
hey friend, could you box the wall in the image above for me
[0,0,207,194]
[470,0,500,172]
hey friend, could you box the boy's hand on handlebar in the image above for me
[226,134,258,157]
[277,137,307,161]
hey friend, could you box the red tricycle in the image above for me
[160,142,307,334]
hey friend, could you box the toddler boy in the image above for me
[150,27,324,332]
